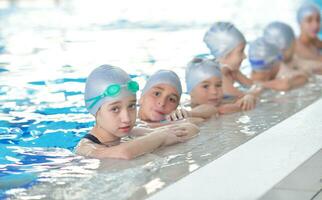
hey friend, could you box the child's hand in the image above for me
[194,104,219,117]
[165,108,190,121]
[237,94,256,111]
[161,123,200,146]
[177,122,200,141]
[249,82,264,96]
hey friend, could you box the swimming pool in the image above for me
[0,0,320,199]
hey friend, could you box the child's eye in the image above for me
[169,97,178,104]
[154,91,161,97]
[110,106,120,113]
[128,103,137,110]
[202,84,209,89]
[215,83,222,88]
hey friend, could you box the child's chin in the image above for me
[118,132,130,137]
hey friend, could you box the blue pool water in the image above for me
[0,0,320,199]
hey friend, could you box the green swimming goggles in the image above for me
[86,80,139,109]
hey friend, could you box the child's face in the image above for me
[139,84,180,121]
[301,13,321,39]
[220,42,246,71]
[190,76,223,107]
[96,95,137,137]
[282,41,295,63]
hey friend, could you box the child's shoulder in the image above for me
[75,137,100,157]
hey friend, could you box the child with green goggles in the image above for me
[75,65,200,160]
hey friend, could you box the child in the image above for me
[263,21,309,87]
[249,37,305,90]
[138,70,183,123]
[138,70,203,126]
[183,57,246,120]
[75,65,199,159]
[295,3,322,65]
[203,22,260,110]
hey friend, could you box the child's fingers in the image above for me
[242,101,250,110]
[181,109,189,118]
[177,110,184,119]
[165,115,172,121]
[173,130,188,137]
[171,112,178,121]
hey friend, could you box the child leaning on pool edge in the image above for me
[75,65,199,159]
[204,22,262,111]
[182,57,246,120]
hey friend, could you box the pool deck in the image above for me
[148,98,322,200]
[260,149,322,200]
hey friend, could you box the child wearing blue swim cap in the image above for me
[263,22,310,90]
[138,69,205,127]
[75,65,199,159]
[182,57,247,120]
[249,37,298,91]
[295,2,322,67]
[138,70,183,123]
[204,22,262,111]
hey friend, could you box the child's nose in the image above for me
[120,110,131,123]
[157,97,166,107]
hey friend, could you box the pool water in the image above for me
[0,0,320,199]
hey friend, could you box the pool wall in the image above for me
[148,98,322,200]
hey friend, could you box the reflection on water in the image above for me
[0,0,319,199]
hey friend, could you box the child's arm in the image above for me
[287,73,308,89]
[261,73,308,91]
[216,94,258,114]
[130,127,153,136]
[222,73,245,97]
[236,71,253,87]
[222,70,261,97]
[188,104,218,119]
[218,102,241,114]
[261,79,291,91]
[76,123,199,160]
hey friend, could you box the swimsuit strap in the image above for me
[83,134,102,144]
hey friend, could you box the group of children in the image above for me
[75,3,322,159]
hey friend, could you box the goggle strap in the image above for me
[86,94,104,110]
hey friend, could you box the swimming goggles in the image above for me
[249,54,283,69]
[86,80,139,109]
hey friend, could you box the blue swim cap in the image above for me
[263,21,295,51]
[185,58,222,94]
[297,3,320,23]
[249,37,282,71]
[84,65,134,116]
[204,22,246,58]
[141,70,182,97]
